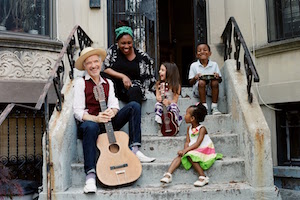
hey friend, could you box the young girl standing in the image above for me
[160,104,222,187]
[154,62,182,133]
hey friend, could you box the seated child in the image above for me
[160,104,222,187]
[188,43,222,115]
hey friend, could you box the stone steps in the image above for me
[76,132,239,163]
[140,133,240,159]
[141,113,234,136]
[54,182,255,200]
[71,157,245,188]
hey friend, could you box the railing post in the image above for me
[221,17,260,103]
[44,94,52,200]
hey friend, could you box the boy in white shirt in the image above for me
[188,43,222,115]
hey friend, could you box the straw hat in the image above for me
[75,47,107,70]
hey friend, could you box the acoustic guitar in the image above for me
[160,82,179,136]
[93,84,142,186]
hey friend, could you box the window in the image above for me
[0,0,50,36]
[276,102,300,166]
[266,0,300,42]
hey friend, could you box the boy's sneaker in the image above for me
[212,107,221,115]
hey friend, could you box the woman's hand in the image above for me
[122,75,132,89]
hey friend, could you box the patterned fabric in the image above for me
[154,102,182,126]
[181,125,223,170]
[103,44,156,95]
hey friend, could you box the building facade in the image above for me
[0,0,299,198]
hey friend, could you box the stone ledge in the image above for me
[254,37,300,58]
[274,166,300,178]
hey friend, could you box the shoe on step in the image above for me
[194,176,209,187]
[83,178,96,193]
[212,107,221,115]
[160,172,172,184]
[136,150,156,163]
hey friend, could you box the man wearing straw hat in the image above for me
[73,47,155,193]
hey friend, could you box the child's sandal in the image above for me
[160,172,172,183]
[194,176,209,187]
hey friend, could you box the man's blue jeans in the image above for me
[78,101,141,174]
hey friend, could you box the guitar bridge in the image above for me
[110,163,128,170]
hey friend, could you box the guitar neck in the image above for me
[99,101,116,144]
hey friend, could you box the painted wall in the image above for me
[57,0,108,50]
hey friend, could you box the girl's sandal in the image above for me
[194,176,209,187]
[160,172,172,184]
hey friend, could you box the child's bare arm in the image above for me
[170,85,181,104]
[182,126,206,154]
[189,73,201,86]
[178,126,190,156]
[155,83,162,102]
[184,126,190,149]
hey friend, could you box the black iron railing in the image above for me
[0,25,92,200]
[221,17,259,103]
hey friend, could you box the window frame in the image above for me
[0,0,56,40]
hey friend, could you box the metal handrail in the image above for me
[0,25,93,200]
[221,17,259,103]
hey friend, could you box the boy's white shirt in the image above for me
[188,60,221,93]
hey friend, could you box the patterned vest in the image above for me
[84,77,109,116]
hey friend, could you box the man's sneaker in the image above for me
[83,178,96,193]
[136,150,156,163]
[212,107,221,115]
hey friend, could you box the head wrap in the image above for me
[115,26,133,40]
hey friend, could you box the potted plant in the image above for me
[23,0,39,34]
[0,163,23,200]
[0,0,13,31]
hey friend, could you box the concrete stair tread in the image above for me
[54,182,254,200]
[72,156,243,166]
[142,132,237,140]
[64,181,252,192]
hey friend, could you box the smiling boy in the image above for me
[188,43,222,115]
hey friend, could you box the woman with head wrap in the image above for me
[103,20,156,104]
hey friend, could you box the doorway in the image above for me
[158,0,195,86]
[107,0,207,85]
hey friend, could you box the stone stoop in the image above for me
[49,86,257,200]
[53,183,255,200]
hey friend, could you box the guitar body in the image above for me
[96,131,142,186]
[161,111,179,136]
[93,84,142,187]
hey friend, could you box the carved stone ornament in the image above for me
[0,50,55,80]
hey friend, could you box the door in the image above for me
[158,0,207,86]
[107,0,207,85]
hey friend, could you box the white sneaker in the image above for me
[160,172,172,184]
[212,107,221,115]
[136,150,156,163]
[83,178,96,193]
[194,176,209,187]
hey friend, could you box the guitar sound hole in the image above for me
[109,144,120,153]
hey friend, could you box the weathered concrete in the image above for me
[224,60,278,196]
[44,77,77,192]
[76,133,240,163]
[50,183,257,200]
